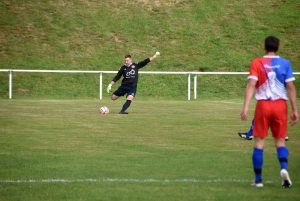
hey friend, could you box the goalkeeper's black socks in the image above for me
[121,100,132,113]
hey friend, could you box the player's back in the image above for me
[250,56,294,100]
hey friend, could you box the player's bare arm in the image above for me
[241,79,256,121]
[286,81,298,125]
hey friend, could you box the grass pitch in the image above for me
[0,99,299,201]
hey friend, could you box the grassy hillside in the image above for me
[0,0,299,99]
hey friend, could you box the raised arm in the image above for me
[137,52,160,68]
[150,52,160,61]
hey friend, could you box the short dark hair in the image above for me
[125,54,131,58]
[265,36,280,52]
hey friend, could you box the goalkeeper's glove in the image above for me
[107,84,112,93]
[153,52,160,58]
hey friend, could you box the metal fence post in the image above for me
[194,74,197,99]
[9,70,12,99]
[99,72,102,100]
[188,73,191,100]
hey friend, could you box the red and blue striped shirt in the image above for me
[248,55,295,100]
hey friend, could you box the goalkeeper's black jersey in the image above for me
[112,58,151,87]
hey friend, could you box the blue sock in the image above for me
[247,119,254,137]
[252,148,264,181]
[277,146,289,170]
[121,100,132,112]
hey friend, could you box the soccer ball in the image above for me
[100,106,109,114]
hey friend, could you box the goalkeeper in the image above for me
[107,52,160,114]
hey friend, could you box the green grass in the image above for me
[1,1,299,200]
[1,0,300,99]
[0,99,300,200]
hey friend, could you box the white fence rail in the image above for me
[1,69,299,100]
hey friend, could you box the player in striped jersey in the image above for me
[240,36,298,188]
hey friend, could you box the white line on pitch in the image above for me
[213,101,243,104]
[0,178,283,183]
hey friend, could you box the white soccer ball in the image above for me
[100,106,109,114]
